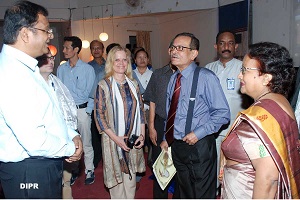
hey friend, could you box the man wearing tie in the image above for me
[160,32,230,198]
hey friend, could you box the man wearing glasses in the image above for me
[160,32,230,198]
[205,30,251,195]
[0,1,82,198]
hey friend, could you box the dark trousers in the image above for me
[171,134,217,199]
[0,158,63,199]
[152,114,179,199]
[91,110,102,167]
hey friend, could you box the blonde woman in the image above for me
[94,46,146,199]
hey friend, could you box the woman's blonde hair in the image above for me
[105,46,133,80]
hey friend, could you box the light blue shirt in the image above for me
[57,59,95,114]
[88,58,105,76]
[0,44,77,162]
[88,59,105,99]
[166,62,230,140]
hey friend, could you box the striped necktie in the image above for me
[165,73,182,145]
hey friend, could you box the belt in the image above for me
[76,102,88,109]
[27,156,64,161]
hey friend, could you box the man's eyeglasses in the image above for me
[44,56,55,61]
[240,66,259,74]
[91,47,103,51]
[169,45,192,52]
[30,27,53,37]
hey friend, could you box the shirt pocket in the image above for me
[76,76,86,91]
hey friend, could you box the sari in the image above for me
[221,99,300,199]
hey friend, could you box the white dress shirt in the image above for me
[133,68,153,110]
[0,44,78,162]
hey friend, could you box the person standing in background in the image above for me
[160,32,230,198]
[132,49,153,150]
[88,40,106,169]
[0,1,82,198]
[132,48,153,190]
[131,46,153,71]
[57,36,96,185]
[37,49,78,199]
[144,62,178,198]
[205,30,250,193]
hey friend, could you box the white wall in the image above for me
[71,16,160,67]
[157,9,219,67]
[253,0,300,66]
[252,0,291,48]
[0,0,297,68]
[72,9,219,68]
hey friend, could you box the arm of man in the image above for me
[189,71,230,141]
[148,101,158,146]
[86,66,96,114]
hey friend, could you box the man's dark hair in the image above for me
[64,36,82,54]
[216,30,237,43]
[90,40,104,50]
[170,32,200,51]
[106,43,120,54]
[3,0,48,44]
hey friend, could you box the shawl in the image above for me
[94,77,146,188]
[48,74,77,130]
[223,99,300,199]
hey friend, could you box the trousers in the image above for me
[77,108,94,173]
[171,134,217,199]
[0,158,63,199]
[109,171,136,199]
[152,114,171,198]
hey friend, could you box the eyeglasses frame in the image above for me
[240,66,259,74]
[169,45,193,52]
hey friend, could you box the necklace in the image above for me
[255,91,271,102]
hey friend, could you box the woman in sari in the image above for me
[94,46,146,199]
[220,42,300,199]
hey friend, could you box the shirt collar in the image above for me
[176,62,197,79]
[2,44,38,72]
[217,58,236,67]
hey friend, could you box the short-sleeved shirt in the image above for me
[143,64,174,119]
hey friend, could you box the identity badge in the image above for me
[227,78,235,90]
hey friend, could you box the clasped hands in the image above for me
[114,135,145,152]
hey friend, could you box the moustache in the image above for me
[222,50,231,54]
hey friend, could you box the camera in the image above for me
[127,135,140,149]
